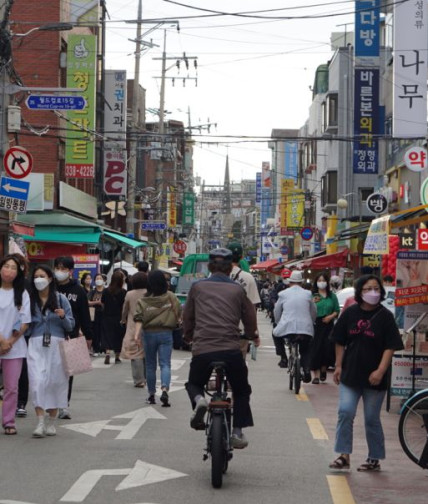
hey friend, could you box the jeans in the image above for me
[142,330,173,395]
[0,358,23,428]
[185,350,254,429]
[334,383,386,460]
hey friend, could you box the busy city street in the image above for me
[0,312,425,504]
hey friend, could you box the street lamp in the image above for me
[12,22,73,37]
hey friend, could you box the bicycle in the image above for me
[398,387,428,469]
[202,361,233,488]
[287,335,302,395]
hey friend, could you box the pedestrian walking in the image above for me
[0,255,31,435]
[329,274,404,472]
[101,270,126,364]
[54,256,93,419]
[310,272,339,384]
[27,265,74,438]
[134,270,181,407]
[120,272,147,387]
[87,273,106,356]
[80,272,93,295]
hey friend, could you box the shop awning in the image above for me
[303,249,349,269]
[22,226,101,244]
[103,231,147,248]
[251,259,281,271]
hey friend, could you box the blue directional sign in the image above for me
[0,176,30,200]
[26,95,86,110]
[141,221,166,231]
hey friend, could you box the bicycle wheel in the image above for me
[398,391,428,468]
[294,356,301,395]
[211,414,225,488]
[288,354,294,391]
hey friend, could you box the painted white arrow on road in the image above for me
[60,460,187,502]
[2,183,27,193]
[0,501,38,504]
[61,406,166,439]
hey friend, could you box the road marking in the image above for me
[306,418,329,440]
[0,501,39,504]
[62,406,166,439]
[296,387,309,401]
[170,358,187,370]
[326,475,356,504]
[60,460,187,502]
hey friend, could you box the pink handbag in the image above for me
[59,337,93,377]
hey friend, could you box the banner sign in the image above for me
[183,192,195,226]
[395,251,428,306]
[280,179,294,231]
[393,0,428,137]
[255,172,262,204]
[167,188,177,228]
[286,188,304,229]
[354,1,380,61]
[363,215,390,254]
[390,354,428,396]
[65,35,97,178]
[284,141,298,181]
[353,68,379,174]
[261,187,270,226]
[262,162,271,188]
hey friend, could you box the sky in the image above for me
[104,0,356,187]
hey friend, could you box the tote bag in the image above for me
[59,337,93,377]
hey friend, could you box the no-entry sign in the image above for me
[3,146,33,179]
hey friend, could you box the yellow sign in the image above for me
[167,189,177,228]
[280,179,294,229]
[287,188,305,229]
[363,215,391,254]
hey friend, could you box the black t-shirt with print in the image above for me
[331,304,404,390]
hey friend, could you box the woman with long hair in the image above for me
[27,264,74,437]
[310,272,339,384]
[88,273,106,356]
[134,270,181,406]
[0,255,31,435]
[80,272,93,295]
[101,270,126,364]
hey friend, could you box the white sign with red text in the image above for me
[103,145,127,196]
[404,146,428,172]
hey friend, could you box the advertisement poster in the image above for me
[363,215,390,254]
[390,354,428,396]
[71,254,100,283]
[396,251,428,306]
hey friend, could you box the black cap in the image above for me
[208,248,233,263]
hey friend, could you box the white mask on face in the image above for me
[317,281,327,290]
[55,270,69,282]
[34,278,50,291]
[95,279,104,287]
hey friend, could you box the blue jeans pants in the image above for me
[334,383,386,460]
[142,330,173,396]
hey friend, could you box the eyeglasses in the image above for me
[362,287,380,293]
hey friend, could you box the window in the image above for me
[327,94,338,127]
[321,171,338,207]
[360,188,373,202]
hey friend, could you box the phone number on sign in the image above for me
[65,165,95,178]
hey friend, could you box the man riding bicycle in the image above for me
[183,248,260,449]
[273,270,317,383]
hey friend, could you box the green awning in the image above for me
[22,226,101,244]
[103,231,147,248]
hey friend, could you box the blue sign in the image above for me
[353,68,379,174]
[300,227,313,241]
[280,246,289,255]
[261,187,270,226]
[0,176,30,201]
[255,172,262,204]
[355,0,380,59]
[260,255,266,262]
[284,141,298,181]
[26,95,86,110]
[141,221,166,231]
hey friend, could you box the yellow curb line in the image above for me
[326,475,356,504]
[306,417,329,440]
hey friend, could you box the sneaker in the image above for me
[16,406,27,418]
[145,395,156,405]
[32,423,46,438]
[231,433,248,449]
[46,423,57,436]
[58,408,71,420]
[190,397,208,430]
[160,390,170,407]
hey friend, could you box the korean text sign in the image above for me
[395,251,428,306]
[65,35,97,178]
[355,1,380,59]
[183,192,195,226]
[363,215,390,254]
[393,1,428,137]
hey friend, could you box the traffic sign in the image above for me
[280,246,289,255]
[141,221,166,231]
[26,95,86,110]
[3,146,33,179]
[300,227,313,241]
[0,176,30,213]
[366,192,387,214]
[173,240,187,254]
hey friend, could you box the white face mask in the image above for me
[55,270,69,282]
[95,279,104,287]
[34,278,50,291]
[317,281,327,290]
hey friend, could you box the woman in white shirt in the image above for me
[0,255,31,435]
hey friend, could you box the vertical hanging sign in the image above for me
[183,192,195,226]
[393,1,428,138]
[65,35,97,178]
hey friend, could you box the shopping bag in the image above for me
[59,337,93,377]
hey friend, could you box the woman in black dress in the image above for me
[101,271,126,364]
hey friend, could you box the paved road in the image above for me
[0,312,426,504]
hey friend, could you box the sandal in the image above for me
[4,426,17,435]
[134,382,146,388]
[329,455,350,470]
[357,460,380,472]
[320,370,327,382]
[312,378,320,384]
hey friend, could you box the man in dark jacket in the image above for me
[183,248,259,449]
[54,256,94,419]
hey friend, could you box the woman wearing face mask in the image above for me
[310,272,339,384]
[27,265,74,438]
[0,255,31,435]
[88,273,106,356]
[80,273,93,295]
[329,274,403,472]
